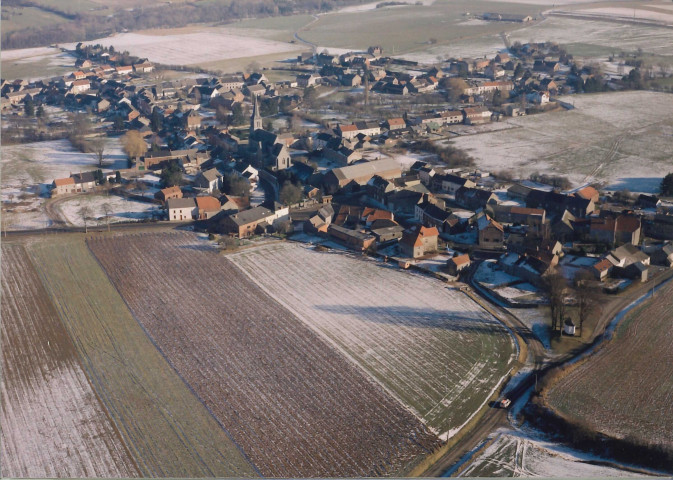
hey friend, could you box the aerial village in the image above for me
[3,39,673,317]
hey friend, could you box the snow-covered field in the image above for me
[55,195,160,227]
[574,7,673,24]
[68,29,298,65]
[460,430,646,477]
[451,91,673,192]
[509,16,673,56]
[229,242,516,437]
[1,138,129,230]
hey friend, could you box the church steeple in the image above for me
[250,94,263,134]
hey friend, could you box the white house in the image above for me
[167,197,197,221]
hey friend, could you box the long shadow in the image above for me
[315,304,508,335]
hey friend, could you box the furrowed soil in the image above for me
[87,232,442,477]
[546,278,673,448]
[26,235,258,478]
[230,242,516,438]
[1,243,138,478]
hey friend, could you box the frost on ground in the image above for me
[566,7,673,24]
[546,278,673,447]
[1,245,138,478]
[56,194,160,227]
[88,233,441,477]
[451,91,673,192]
[1,138,136,230]
[229,242,516,436]
[460,430,646,477]
[509,16,673,56]
[68,29,298,65]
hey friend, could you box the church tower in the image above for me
[250,94,263,134]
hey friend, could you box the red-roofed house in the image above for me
[576,186,600,204]
[195,196,222,219]
[447,254,471,275]
[591,258,613,281]
[400,225,439,258]
[52,177,76,195]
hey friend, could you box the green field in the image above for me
[26,235,258,478]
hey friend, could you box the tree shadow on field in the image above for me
[315,304,506,335]
[177,243,218,252]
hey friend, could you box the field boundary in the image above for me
[84,233,262,477]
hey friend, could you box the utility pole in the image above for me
[364,64,369,114]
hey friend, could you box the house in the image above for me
[385,117,406,130]
[591,258,613,281]
[133,62,154,73]
[576,185,600,203]
[70,80,91,94]
[491,205,546,234]
[456,186,498,210]
[195,196,221,220]
[415,202,460,233]
[115,65,133,76]
[167,197,197,221]
[323,158,401,194]
[195,168,223,193]
[589,215,641,246]
[462,106,492,125]
[447,254,471,275]
[645,242,673,267]
[606,243,650,268]
[400,225,439,258]
[155,186,183,203]
[219,206,275,237]
[327,224,376,251]
[297,73,321,88]
[304,204,335,233]
[52,177,77,196]
[433,174,476,195]
[184,109,201,129]
[478,215,504,250]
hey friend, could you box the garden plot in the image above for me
[451,91,673,192]
[88,233,441,477]
[27,237,257,478]
[230,242,516,437]
[55,194,160,226]
[459,430,645,477]
[69,28,298,66]
[546,278,673,447]
[1,244,139,478]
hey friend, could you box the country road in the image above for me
[421,260,673,476]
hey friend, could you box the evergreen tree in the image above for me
[661,173,673,196]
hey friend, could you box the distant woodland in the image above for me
[3,0,365,50]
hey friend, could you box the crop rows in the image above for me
[548,279,673,447]
[1,244,138,478]
[230,242,515,436]
[88,232,441,477]
[27,236,257,478]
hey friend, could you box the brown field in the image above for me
[1,243,139,478]
[26,236,258,478]
[546,278,673,447]
[87,232,442,477]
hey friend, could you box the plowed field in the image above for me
[230,242,516,437]
[547,279,673,447]
[27,236,258,478]
[88,232,442,477]
[1,243,138,478]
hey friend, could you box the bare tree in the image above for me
[89,137,107,167]
[101,203,112,232]
[542,271,567,333]
[574,270,601,337]
[79,205,92,233]
[134,179,148,197]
